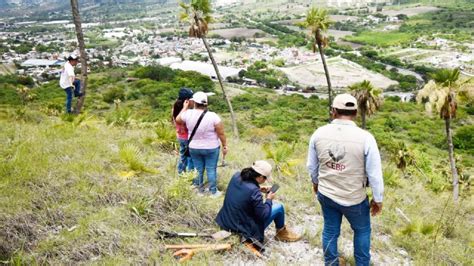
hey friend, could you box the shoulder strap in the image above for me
[188,110,208,143]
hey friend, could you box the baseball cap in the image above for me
[191,91,208,105]
[67,53,79,61]
[332,93,358,110]
[251,160,273,181]
[178,88,193,100]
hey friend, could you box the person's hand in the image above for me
[222,145,228,156]
[266,191,276,200]
[312,183,318,194]
[260,186,271,193]
[370,199,383,216]
[182,100,190,110]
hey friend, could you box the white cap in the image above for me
[332,93,358,110]
[251,160,273,180]
[68,53,79,60]
[191,91,208,105]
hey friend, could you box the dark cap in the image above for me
[178,88,194,100]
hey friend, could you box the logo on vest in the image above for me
[326,143,346,171]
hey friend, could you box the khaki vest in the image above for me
[315,122,369,206]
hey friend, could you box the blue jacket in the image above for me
[215,171,272,243]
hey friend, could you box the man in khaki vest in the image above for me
[307,94,384,266]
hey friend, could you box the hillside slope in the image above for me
[0,67,473,264]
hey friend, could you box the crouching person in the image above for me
[215,160,301,253]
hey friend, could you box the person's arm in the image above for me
[365,135,384,216]
[307,133,320,194]
[251,189,273,222]
[175,100,190,124]
[215,121,227,155]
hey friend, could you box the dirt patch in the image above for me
[210,28,266,39]
[381,6,440,17]
[280,57,397,90]
[222,211,411,265]
[0,213,40,260]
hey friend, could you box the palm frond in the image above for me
[179,12,189,22]
[349,80,383,116]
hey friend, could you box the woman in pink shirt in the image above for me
[176,91,228,197]
[172,88,195,174]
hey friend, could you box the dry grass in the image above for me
[0,106,472,264]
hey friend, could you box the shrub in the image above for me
[154,121,178,153]
[453,125,474,150]
[102,86,126,103]
[106,108,133,127]
[134,65,176,82]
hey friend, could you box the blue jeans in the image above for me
[64,79,82,113]
[317,192,371,266]
[177,138,194,174]
[189,147,220,194]
[264,203,285,230]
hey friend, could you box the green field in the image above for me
[345,31,415,47]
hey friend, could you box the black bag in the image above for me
[184,110,208,157]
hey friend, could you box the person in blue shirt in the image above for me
[215,160,301,251]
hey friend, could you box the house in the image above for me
[21,59,63,68]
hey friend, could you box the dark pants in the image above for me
[65,79,82,113]
[317,192,371,266]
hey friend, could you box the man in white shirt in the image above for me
[59,54,82,113]
[307,94,384,266]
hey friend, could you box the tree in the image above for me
[300,7,333,120]
[348,80,383,129]
[179,0,239,138]
[70,0,88,114]
[417,69,468,201]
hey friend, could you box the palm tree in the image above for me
[417,68,464,201]
[348,80,383,129]
[300,7,333,120]
[179,0,239,138]
[70,0,88,114]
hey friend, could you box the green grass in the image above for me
[345,31,415,47]
[0,67,473,264]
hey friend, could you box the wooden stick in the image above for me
[165,243,231,250]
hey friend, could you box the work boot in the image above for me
[275,226,302,242]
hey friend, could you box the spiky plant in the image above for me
[179,0,239,138]
[299,7,333,120]
[348,80,383,129]
[119,143,148,173]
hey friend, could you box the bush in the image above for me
[134,65,176,82]
[453,125,474,150]
[102,86,126,103]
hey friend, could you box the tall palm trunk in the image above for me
[70,0,88,114]
[201,37,239,138]
[445,118,459,201]
[315,31,332,121]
